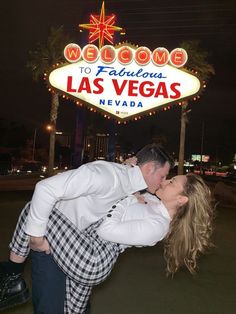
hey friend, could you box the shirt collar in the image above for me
[127,165,147,193]
[145,190,161,200]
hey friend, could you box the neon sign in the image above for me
[79,2,122,48]
[64,44,188,67]
[48,43,201,121]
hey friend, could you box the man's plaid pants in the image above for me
[9,203,122,313]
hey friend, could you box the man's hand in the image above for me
[30,236,51,254]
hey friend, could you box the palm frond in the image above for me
[27,25,73,81]
[180,40,215,81]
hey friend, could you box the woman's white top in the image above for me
[97,192,171,250]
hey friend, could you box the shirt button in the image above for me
[112,205,116,209]
[108,209,113,212]
[107,214,112,217]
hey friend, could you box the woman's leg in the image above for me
[9,202,31,258]
[64,278,92,314]
[46,208,122,286]
[7,202,121,287]
[5,202,66,314]
[4,204,121,313]
[45,209,122,313]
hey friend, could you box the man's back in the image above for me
[57,161,147,230]
[26,161,147,235]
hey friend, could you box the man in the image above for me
[0,143,173,313]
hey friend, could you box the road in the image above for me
[0,174,43,191]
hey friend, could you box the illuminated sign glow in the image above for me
[64,44,188,67]
[192,155,210,162]
[79,1,122,48]
[48,44,201,121]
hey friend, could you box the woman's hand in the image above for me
[29,236,51,254]
[133,192,147,204]
[123,156,137,167]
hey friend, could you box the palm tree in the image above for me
[27,26,72,175]
[177,40,215,175]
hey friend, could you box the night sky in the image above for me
[1,0,236,163]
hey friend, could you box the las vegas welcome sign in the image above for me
[48,43,201,121]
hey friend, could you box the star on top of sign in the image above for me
[79,1,122,48]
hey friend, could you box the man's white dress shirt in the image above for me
[25,161,147,236]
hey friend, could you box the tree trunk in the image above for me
[72,106,86,168]
[107,120,117,162]
[178,101,188,175]
[48,93,59,175]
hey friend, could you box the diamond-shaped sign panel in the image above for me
[49,47,201,121]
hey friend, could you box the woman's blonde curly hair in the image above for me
[164,173,215,276]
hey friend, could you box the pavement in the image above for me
[0,176,236,314]
[0,174,42,191]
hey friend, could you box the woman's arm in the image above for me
[96,202,170,247]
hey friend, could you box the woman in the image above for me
[2,173,214,313]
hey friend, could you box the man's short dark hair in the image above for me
[136,143,174,168]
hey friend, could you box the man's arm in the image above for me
[25,162,109,237]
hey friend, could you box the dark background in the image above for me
[0,0,235,163]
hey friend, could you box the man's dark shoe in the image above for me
[0,273,30,311]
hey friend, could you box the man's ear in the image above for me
[140,162,154,175]
[177,195,188,207]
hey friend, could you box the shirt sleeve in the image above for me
[25,163,111,236]
[96,201,170,247]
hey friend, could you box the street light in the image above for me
[46,123,56,175]
[46,124,53,132]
